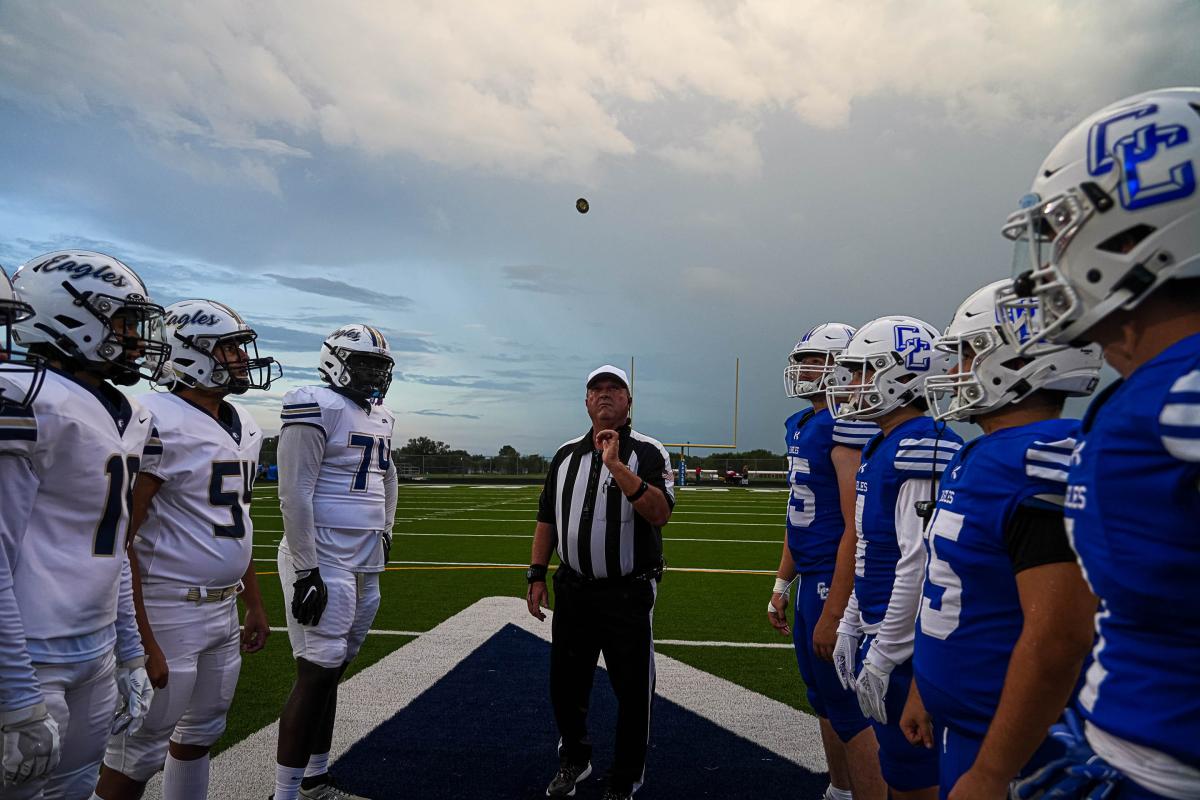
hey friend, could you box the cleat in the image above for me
[299,778,369,800]
[545,761,592,797]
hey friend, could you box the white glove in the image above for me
[855,660,891,724]
[112,657,154,735]
[832,632,859,691]
[1,702,60,786]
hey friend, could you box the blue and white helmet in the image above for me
[0,265,44,408]
[785,323,856,399]
[827,315,952,420]
[12,251,167,386]
[926,280,1102,421]
[151,299,281,394]
[318,324,394,402]
[998,87,1200,348]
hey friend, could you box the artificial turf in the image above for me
[218,483,813,752]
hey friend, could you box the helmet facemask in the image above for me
[0,296,45,408]
[999,189,1100,350]
[336,349,394,403]
[70,287,169,386]
[164,329,280,394]
[784,351,842,398]
[924,332,1002,422]
[827,352,920,420]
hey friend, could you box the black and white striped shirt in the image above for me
[538,423,675,579]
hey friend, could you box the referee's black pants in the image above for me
[550,566,657,794]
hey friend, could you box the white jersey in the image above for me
[280,385,394,532]
[0,369,154,662]
[134,392,263,588]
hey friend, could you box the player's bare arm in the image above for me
[950,564,1096,800]
[126,474,166,688]
[813,444,863,660]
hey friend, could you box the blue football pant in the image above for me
[792,569,870,742]
[857,636,938,792]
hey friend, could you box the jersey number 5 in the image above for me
[209,461,256,539]
[787,457,816,528]
[348,434,391,492]
[920,508,964,639]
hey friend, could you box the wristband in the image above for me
[626,480,649,502]
[772,577,791,595]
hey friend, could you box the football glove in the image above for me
[1,702,60,786]
[112,657,154,735]
[291,568,328,626]
[381,530,393,565]
[1012,709,1122,800]
[832,632,859,691]
[855,660,891,724]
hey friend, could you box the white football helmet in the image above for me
[827,315,952,420]
[998,87,1200,348]
[151,299,281,394]
[12,251,166,386]
[0,265,45,408]
[318,324,394,402]
[784,322,856,398]
[925,280,1103,421]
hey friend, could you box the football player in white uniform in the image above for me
[274,325,397,800]
[95,300,281,800]
[0,251,162,799]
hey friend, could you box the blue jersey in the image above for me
[1068,332,1200,770]
[785,409,877,572]
[913,419,1079,739]
[854,416,963,629]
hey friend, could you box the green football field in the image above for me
[217,483,812,755]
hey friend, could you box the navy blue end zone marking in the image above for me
[332,624,827,799]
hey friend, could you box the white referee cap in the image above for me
[586,364,629,390]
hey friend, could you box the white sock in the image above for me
[305,751,330,778]
[162,752,210,800]
[274,764,307,800]
[824,786,853,800]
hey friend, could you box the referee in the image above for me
[527,365,675,800]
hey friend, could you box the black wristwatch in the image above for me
[626,479,649,502]
[526,564,548,584]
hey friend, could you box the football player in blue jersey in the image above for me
[997,88,1200,800]
[897,279,1102,800]
[769,323,886,800]
[825,315,960,800]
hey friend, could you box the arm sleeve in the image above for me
[0,455,43,711]
[638,441,676,508]
[838,588,862,634]
[1004,499,1077,574]
[278,422,326,572]
[383,460,397,532]
[866,477,932,671]
[114,556,143,663]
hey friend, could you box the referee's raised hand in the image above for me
[595,428,621,468]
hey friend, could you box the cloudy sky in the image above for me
[1,1,1196,455]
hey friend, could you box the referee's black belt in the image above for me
[555,560,665,586]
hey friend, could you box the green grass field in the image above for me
[216,483,810,755]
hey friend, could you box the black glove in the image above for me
[291,568,328,626]
[382,531,393,564]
